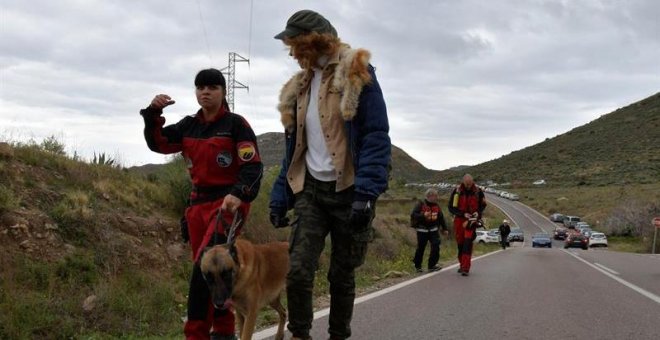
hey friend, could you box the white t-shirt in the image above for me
[305,66,337,182]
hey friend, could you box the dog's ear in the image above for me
[198,246,213,265]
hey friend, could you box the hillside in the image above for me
[255,132,440,183]
[437,92,660,186]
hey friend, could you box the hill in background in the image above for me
[257,132,439,183]
[133,132,441,184]
[437,92,660,186]
[131,92,660,188]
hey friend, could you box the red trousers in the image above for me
[183,199,250,340]
[454,218,474,273]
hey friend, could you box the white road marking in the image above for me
[562,249,660,305]
[517,200,559,229]
[594,262,620,275]
[253,250,503,339]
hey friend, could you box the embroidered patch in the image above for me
[216,151,232,167]
[237,142,256,162]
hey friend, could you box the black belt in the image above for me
[190,185,232,205]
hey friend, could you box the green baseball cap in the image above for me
[274,9,337,40]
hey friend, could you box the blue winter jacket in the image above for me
[269,65,390,213]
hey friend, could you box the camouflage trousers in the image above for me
[287,174,372,339]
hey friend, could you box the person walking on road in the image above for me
[141,69,263,340]
[448,174,487,276]
[411,188,449,273]
[269,9,390,340]
[498,219,511,249]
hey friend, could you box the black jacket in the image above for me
[498,223,511,237]
[411,200,448,231]
[141,107,262,202]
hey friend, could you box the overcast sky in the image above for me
[1,0,659,170]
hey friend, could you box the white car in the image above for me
[589,232,608,247]
[508,194,520,201]
[475,230,500,244]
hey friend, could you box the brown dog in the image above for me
[200,238,289,340]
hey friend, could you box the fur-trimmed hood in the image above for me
[277,44,372,130]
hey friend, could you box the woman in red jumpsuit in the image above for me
[141,69,262,340]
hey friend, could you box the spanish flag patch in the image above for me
[237,142,257,162]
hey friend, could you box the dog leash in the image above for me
[212,209,243,246]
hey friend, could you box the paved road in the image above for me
[256,194,660,339]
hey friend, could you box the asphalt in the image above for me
[255,194,660,339]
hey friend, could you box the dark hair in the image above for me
[194,68,226,88]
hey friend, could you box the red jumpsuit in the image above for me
[141,104,262,339]
[448,184,486,273]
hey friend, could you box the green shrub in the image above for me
[13,257,52,291]
[50,197,97,246]
[56,250,99,286]
[0,184,18,212]
[91,152,116,167]
[40,135,66,156]
[154,155,191,215]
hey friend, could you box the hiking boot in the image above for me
[415,267,423,273]
[461,271,469,276]
[429,265,442,272]
[210,333,237,340]
[457,268,463,273]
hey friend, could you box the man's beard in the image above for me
[295,56,316,69]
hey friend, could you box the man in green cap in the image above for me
[270,9,391,340]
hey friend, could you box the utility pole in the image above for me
[221,52,249,112]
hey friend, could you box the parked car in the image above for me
[575,222,591,230]
[589,233,608,247]
[508,194,520,201]
[579,228,593,237]
[508,228,524,242]
[475,230,500,244]
[563,216,581,229]
[532,233,552,248]
[553,227,568,240]
[564,234,588,250]
[549,213,565,223]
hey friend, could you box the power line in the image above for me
[248,0,254,60]
[195,0,213,64]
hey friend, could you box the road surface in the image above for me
[256,193,660,339]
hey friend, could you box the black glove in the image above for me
[349,200,374,232]
[269,209,290,228]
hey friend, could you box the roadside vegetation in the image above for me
[0,137,505,339]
